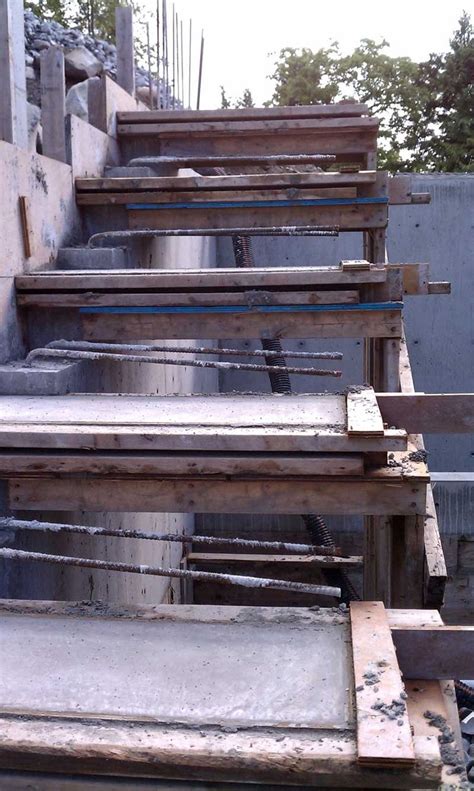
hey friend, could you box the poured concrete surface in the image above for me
[0,613,351,728]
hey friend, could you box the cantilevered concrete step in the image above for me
[0,391,434,516]
[0,599,464,786]
[116,104,379,169]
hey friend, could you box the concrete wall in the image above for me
[0,120,218,604]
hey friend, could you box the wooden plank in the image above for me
[117,103,370,123]
[115,6,135,96]
[350,601,415,767]
[155,130,378,161]
[75,170,378,193]
[188,552,363,568]
[347,387,385,436]
[127,202,388,231]
[388,175,431,205]
[7,476,427,514]
[15,264,388,291]
[376,393,474,433]
[0,451,365,478]
[118,116,380,137]
[77,186,359,205]
[341,259,371,271]
[81,307,402,342]
[428,281,451,294]
[40,46,66,163]
[391,625,474,680]
[18,196,32,258]
[17,289,360,308]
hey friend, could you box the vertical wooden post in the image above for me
[40,46,67,163]
[0,0,28,148]
[116,6,135,96]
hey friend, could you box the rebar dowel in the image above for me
[0,548,341,598]
[26,348,342,378]
[128,155,336,167]
[0,518,341,556]
[45,340,343,362]
[88,227,339,247]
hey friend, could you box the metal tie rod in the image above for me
[128,154,337,166]
[88,226,339,247]
[0,548,341,598]
[26,347,342,378]
[46,340,344,362]
[0,517,340,556]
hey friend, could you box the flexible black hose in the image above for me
[231,235,359,602]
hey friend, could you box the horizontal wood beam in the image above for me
[7,476,428,514]
[187,552,363,568]
[15,264,389,291]
[117,116,380,137]
[392,625,474,680]
[82,306,402,341]
[117,103,370,123]
[376,393,474,433]
[75,170,378,193]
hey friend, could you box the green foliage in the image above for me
[236,88,255,108]
[220,87,255,109]
[26,0,73,26]
[267,13,474,172]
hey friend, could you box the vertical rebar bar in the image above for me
[180,18,184,110]
[156,0,160,108]
[172,4,176,109]
[196,29,204,110]
[146,22,153,110]
[188,18,192,109]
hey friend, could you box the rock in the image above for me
[32,38,50,50]
[461,711,474,738]
[26,102,42,153]
[25,53,34,66]
[136,85,158,108]
[66,79,90,122]
[64,46,103,80]
[469,743,474,757]
[25,66,36,81]
[468,765,474,782]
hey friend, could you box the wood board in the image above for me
[350,601,415,767]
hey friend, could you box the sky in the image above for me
[147,0,472,109]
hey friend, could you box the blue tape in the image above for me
[80,302,403,316]
[126,197,389,210]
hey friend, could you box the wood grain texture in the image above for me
[347,387,384,436]
[350,601,415,767]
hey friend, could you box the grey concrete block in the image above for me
[57,246,128,269]
[0,360,86,395]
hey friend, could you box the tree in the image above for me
[268,45,340,106]
[26,0,73,26]
[236,88,255,108]
[266,14,473,172]
[220,86,232,109]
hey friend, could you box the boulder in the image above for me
[66,79,89,122]
[64,46,103,81]
[26,102,42,153]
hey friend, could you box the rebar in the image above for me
[88,227,339,247]
[45,340,343,362]
[0,548,341,598]
[196,29,204,110]
[0,517,340,556]
[26,347,342,378]
[128,155,336,167]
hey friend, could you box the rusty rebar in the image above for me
[0,548,341,598]
[45,340,343,362]
[88,226,339,247]
[26,347,342,378]
[128,154,336,167]
[0,517,341,555]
